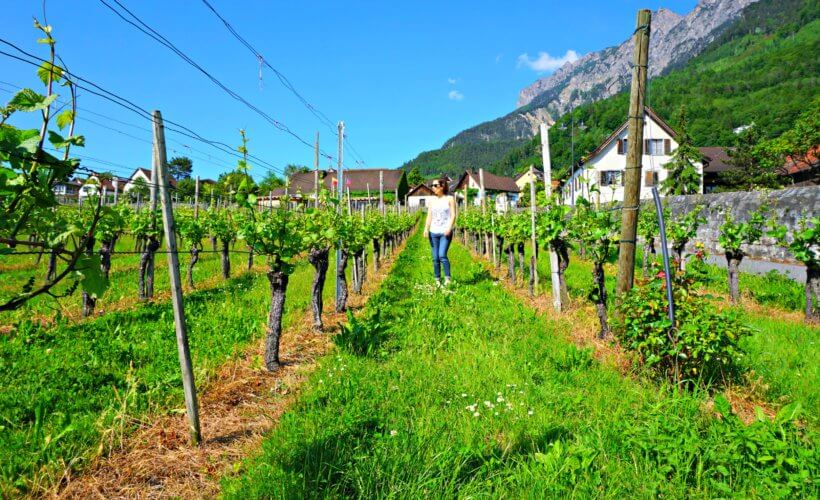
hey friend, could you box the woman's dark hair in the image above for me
[432,176,449,194]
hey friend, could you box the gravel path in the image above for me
[704,255,806,282]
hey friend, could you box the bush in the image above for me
[615,272,752,385]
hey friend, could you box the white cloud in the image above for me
[495,54,503,64]
[448,90,464,101]
[516,49,579,72]
[447,77,457,85]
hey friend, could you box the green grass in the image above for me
[223,232,817,497]
[505,242,819,422]
[0,247,351,495]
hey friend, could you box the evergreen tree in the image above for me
[721,127,784,190]
[168,156,193,180]
[662,106,702,195]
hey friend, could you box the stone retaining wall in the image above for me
[663,186,819,264]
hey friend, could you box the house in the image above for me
[701,145,818,191]
[700,146,734,192]
[561,107,704,205]
[453,170,520,210]
[53,178,83,199]
[514,167,544,192]
[79,173,130,199]
[407,182,437,209]
[259,168,409,208]
[122,167,177,193]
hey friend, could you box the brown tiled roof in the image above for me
[288,168,406,193]
[783,146,819,175]
[408,183,434,196]
[699,147,734,173]
[454,170,519,193]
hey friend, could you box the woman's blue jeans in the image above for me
[429,232,452,280]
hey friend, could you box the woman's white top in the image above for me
[429,195,452,234]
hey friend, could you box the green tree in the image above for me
[168,156,193,180]
[769,215,820,324]
[407,166,424,186]
[662,106,702,195]
[720,127,785,190]
[284,164,310,178]
[257,170,286,193]
[175,177,196,200]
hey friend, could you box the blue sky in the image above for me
[2,0,698,182]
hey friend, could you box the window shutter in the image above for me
[644,139,650,153]
[597,171,602,186]
[664,139,671,155]
[617,139,623,154]
[645,171,654,186]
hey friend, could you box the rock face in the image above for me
[518,0,759,112]
[441,0,759,149]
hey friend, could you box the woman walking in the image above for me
[423,177,457,286]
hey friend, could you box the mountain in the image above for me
[402,0,761,178]
[492,0,820,179]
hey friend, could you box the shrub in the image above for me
[615,272,752,385]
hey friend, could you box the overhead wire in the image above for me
[98,0,336,161]
[0,42,287,177]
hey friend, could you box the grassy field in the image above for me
[512,243,820,424]
[0,245,348,495]
[223,232,817,497]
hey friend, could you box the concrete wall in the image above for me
[664,186,820,264]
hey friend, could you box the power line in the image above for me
[98,0,336,160]
[198,0,368,167]
[0,42,287,177]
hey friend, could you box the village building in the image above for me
[513,167,544,192]
[258,168,408,209]
[453,170,520,211]
[561,107,704,205]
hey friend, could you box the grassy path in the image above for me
[223,231,817,497]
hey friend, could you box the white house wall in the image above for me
[562,114,703,205]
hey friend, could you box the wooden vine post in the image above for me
[540,123,563,311]
[153,110,201,445]
[616,9,651,298]
[529,164,538,296]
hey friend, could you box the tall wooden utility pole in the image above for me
[153,110,201,445]
[540,123,563,311]
[616,9,651,298]
[314,131,320,207]
[335,121,345,307]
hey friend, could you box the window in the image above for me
[645,138,671,156]
[600,171,622,187]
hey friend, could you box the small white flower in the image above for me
[390,430,398,436]
[496,396,504,403]
[527,410,534,416]
[494,412,499,416]
[461,393,467,397]
[473,411,480,417]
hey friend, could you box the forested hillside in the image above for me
[405,0,819,179]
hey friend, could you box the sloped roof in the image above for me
[407,183,434,197]
[699,147,734,173]
[128,167,178,187]
[583,107,678,167]
[455,170,519,193]
[783,146,819,175]
[288,168,406,193]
